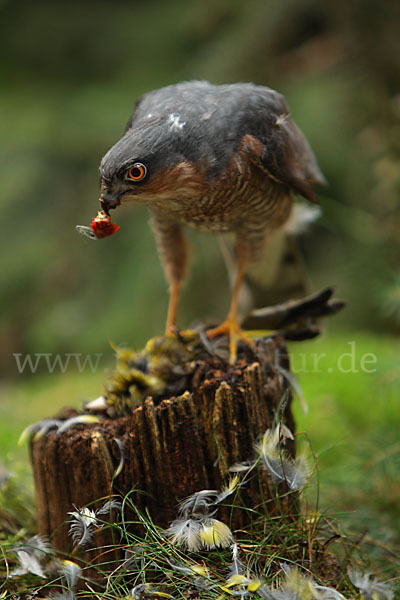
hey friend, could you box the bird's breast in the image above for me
[145,151,292,234]
[155,185,290,235]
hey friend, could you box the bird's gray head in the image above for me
[98,115,207,214]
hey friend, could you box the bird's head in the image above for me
[98,116,206,214]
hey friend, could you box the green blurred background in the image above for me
[1,0,400,576]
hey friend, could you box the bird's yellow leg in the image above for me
[207,258,255,363]
[165,281,180,334]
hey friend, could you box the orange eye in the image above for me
[127,163,147,181]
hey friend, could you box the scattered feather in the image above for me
[288,452,310,491]
[229,460,254,473]
[9,535,51,578]
[167,559,209,578]
[85,395,108,412]
[32,534,52,557]
[96,498,122,516]
[256,586,275,599]
[257,427,310,490]
[167,514,233,551]
[18,423,38,444]
[178,476,240,518]
[50,591,75,599]
[76,224,97,239]
[68,499,121,547]
[57,415,100,433]
[178,489,218,516]
[228,543,246,578]
[33,419,63,440]
[247,579,264,592]
[131,584,149,599]
[199,518,233,550]
[230,424,309,490]
[60,560,82,591]
[68,507,98,547]
[130,583,173,598]
[221,574,264,598]
[263,565,347,600]
[113,437,126,478]
[269,565,318,600]
[226,574,251,587]
[10,550,46,578]
[279,423,295,441]
[276,364,308,415]
[314,585,347,599]
[190,565,209,577]
[215,475,240,504]
[19,419,61,444]
[166,517,203,551]
[19,415,99,444]
[348,568,393,600]
[49,560,83,599]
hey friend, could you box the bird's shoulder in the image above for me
[243,112,326,203]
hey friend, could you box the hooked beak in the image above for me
[100,193,121,216]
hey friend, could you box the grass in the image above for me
[290,330,400,574]
[0,329,399,596]
[0,464,395,598]
[0,464,382,599]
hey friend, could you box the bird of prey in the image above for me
[98,81,325,362]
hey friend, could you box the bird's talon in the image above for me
[207,317,256,364]
[167,325,182,339]
[175,331,186,344]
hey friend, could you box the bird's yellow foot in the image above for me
[207,316,256,364]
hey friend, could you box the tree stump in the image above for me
[29,335,295,555]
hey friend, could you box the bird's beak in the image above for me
[100,193,121,216]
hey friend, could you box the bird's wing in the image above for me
[246,89,326,203]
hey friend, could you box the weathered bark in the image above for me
[30,336,295,554]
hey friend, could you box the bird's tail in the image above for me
[219,203,321,318]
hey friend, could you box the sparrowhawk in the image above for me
[97,81,325,362]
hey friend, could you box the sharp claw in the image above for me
[207,317,255,364]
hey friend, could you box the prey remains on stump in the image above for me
[30,332,295,554]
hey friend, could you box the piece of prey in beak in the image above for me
[76,209,120,240]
